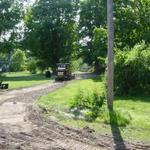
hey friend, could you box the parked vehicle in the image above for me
[55,63,74,81]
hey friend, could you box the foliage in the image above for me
[0,0,22,53]
[114,42,150,95]
[71,58,83,71]
[92,28,107,58]
[9,49,26,72]
[91,27,107,73]
[27,59,37,74]
[36,60,48,72]
[79,0,107,73]
[0,53,6,69]
[78,0,150,73]
[24,0,79,72]
[114,0,150,48]
[70,88,105,121]
[102,109,131,126]
[0,53,6,60]
[79,27,107,74]
[79,0,106,38]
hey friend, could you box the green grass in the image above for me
[37,78,150,143]
[1,71,51,89]
[38,79,104,111]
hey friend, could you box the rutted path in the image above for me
[0,81,150,150]
[0,81,64,103]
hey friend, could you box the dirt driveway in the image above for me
[0,81,150,150]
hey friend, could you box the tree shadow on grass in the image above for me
[1,74,49,82]
[91,75,105,82]
[109,108,127,150]
[115,96,150,103]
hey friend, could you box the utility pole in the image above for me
[107,0,114,110]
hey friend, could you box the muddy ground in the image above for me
[0,81,150,150]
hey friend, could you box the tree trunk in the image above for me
[107,0,114,110]
[94,59,106,75]
[94,60,101,74]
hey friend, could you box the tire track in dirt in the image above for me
[0,80,150,150]
[0,81,103,150]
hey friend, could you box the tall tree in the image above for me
[107,0,114,109]
[24,0,79,72]
[79,0,107,73]
[91,27,107,73]
[0,0,22,53]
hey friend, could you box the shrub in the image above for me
[9,49,26,72]
[114,42,150,95]
[102,109,131,126]
[27,59,37,74]
[70,88,105,121]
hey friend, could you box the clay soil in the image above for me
[0,81,150,150]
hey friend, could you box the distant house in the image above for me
[80,63,90,72]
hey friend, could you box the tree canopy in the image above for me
[78,0,107,73]
[0,0,150,74]
[24,0,79,71]
[114,0,150,48]
[78,0,150,73]
[0,0,22,53]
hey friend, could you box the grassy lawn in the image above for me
[38,78,150,143]
[1,71,51,89]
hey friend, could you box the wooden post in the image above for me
[107,0,114,110]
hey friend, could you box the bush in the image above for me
[102,109,131,126]
[9,49,26,72]
[27,59,37,74]
[70,88,105,121]
[114,42,150,95]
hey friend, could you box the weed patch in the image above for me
[101,109,131,126]
[70,88,105,122]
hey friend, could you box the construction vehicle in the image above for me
[55,63,73,81]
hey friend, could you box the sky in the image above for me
[28,0,36,5]
[24,0,36,6]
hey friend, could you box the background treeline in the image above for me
[0,0,150,95]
